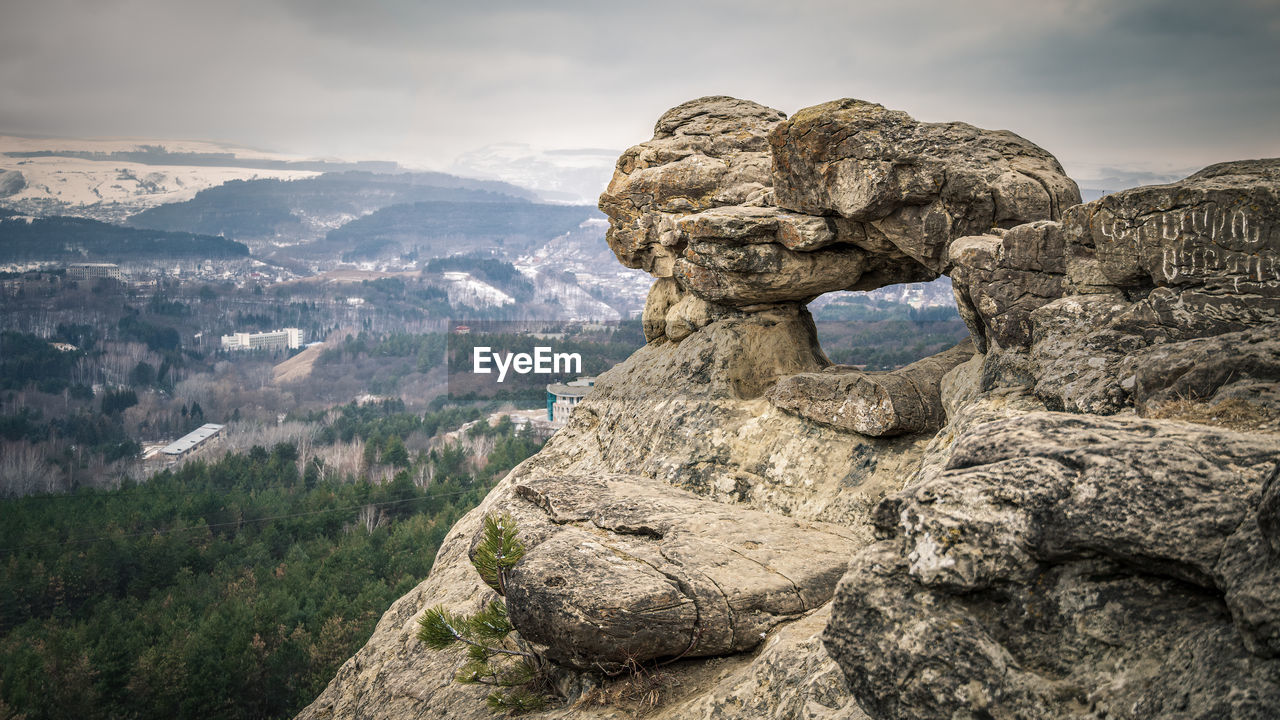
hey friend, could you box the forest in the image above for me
[0,217,247,262]
[0,406,544,720]
[814,299,970,370]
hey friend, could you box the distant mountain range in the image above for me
[450,143,619,204]
[126,172,536,251]
[322,200,600,262]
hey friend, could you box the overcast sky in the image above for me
[2,0,1277,183]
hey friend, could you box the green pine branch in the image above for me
[415,513,550,715]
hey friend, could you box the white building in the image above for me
[220,327,305,351]
[160,423,225,459]
[546,377,596,428]
[67,262,122,282]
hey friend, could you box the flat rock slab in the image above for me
[768,339,974,436]
[502,474,862,671]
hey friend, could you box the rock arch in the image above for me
[599,95,1080,433]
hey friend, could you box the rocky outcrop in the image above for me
[821,159,1280,718]
[950,160,1280,414]
[598,97,784,279]
[299,98,1280,720]
[608,97,1078,317]
[770,99,1080,275]
[298,301,930,720]
[825,407,1280,719]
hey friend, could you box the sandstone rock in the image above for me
[673,206,838,251]
[643,277,682,342]
[1067,159,1280,293]
[661,205,872,306]
[667,605,869,720]
[951,160,1280,413]
[948,221,1070,353]
[826,410,1280,719]
[770,99,1080,274]
[298,300,930,720]
[676,241,866,306]
[302,98,1280,720]
[1262,467,1280,557]
[1125,322,1280,412]
[827,546,1280,720]
[767,339,974,436]
[602,96,1078,312]
[503,474,862,670]
[598,97,785,276]
[664,292,724,341]
[537,306,925,516]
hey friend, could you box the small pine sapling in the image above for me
[417,512,549,713]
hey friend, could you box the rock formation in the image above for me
[950,160,1280,415]
[298,98,1280,720]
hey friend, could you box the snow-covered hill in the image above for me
[516,217,650,319]
[811,277,957,310]
[440,271,515,308]
[0,135,321,222]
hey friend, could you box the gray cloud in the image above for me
[1,0,1276,175]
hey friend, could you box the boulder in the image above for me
[1126,322,1280,415]
[770,99,1080,274]
[504,474,862,670]
[767,339,974,436]
[948,220,1070,353]
[598,96,785,277]
[602,96,1078,312]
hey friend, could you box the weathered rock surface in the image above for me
[668,605,869,720]
[598,97,785,279]
[826,408,1280,719]
[770,99,1080,274]
[505,474,861,670]
[951,159,1280,413]
[1126,322,1280,414]
[299,303,929,720]
[768,339,974,436]
[603,96,1079,315]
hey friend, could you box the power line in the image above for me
[4,470,425,503]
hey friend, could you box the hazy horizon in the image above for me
[3,0,1278,188]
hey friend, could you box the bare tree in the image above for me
[356,504,387,534]
[0,441,59,497]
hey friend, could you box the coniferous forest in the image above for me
[0,421,544,720]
